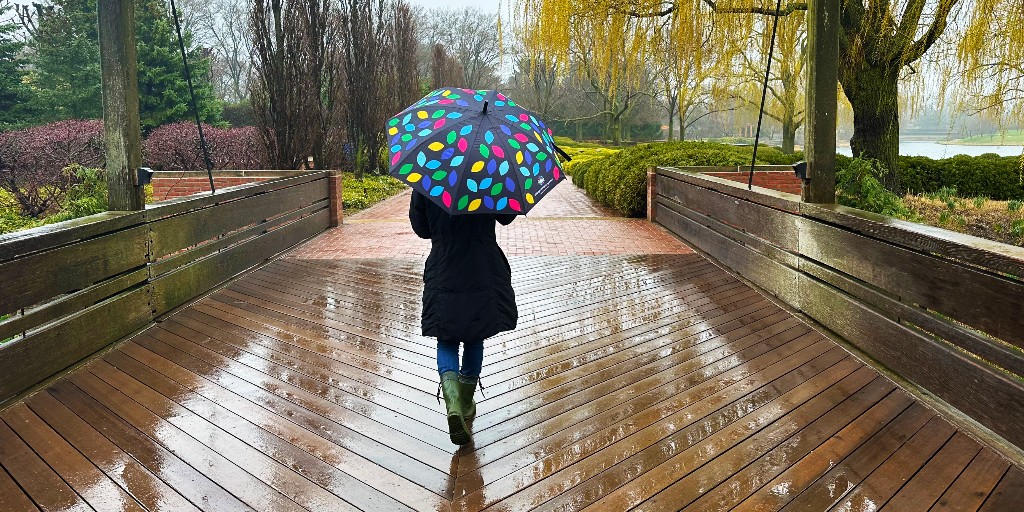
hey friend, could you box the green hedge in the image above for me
[894,154,1023,200]
[570,141,803,217]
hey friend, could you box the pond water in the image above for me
[836,141,1023,159]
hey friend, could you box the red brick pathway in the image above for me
[288,179,692,259]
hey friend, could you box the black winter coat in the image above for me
[409,191,518,341]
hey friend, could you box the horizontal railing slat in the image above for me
[653,166,1024,450]
[0,226,149,316]
[0,286,154,404]
[150,207,329,316]
[0,172,334,404]
[149,178,329,259]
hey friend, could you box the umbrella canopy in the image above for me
[386,88,567,215]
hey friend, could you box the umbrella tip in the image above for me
[483,101,488,115]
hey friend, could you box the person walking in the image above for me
[409,191,518,445]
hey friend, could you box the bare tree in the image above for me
[421,7,500,89]
[392,2,421,105]
[338,0,396,176]
[431,43,462,89]
[250,0,343,169]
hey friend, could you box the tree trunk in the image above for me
[840,64,901,191]
[782,116,796,154]
[678,110,686,141]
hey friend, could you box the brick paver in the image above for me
[288,178,691,259]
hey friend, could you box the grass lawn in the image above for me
[945,130,1024,145]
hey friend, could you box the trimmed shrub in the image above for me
[886,154,1023,200]
[143,122,267,172]
[0,120,104,217]
[572,141,794,217]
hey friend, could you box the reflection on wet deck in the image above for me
[0,255,1020,511]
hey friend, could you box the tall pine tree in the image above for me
[135,0,220,130]
[0,2,35,128]
[29,0,220,130]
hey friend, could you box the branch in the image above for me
[611,2,676,17]
[901,0,957,65]
[701,0,807,16]
[550,111,616,123]
[685,106,738,130]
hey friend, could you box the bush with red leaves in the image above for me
[0,120,105,217]
[143,122,267,172]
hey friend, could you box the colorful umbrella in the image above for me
[386,88,569,215]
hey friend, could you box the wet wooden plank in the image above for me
[881,431,983,510]
[102,348,429,511]
[685,386,915,511]
[47,379,254,511]
[456,335,840,504]
[132,332,455,492]
[65,370,303,511]
[81,360,361,511]
[780,416,955,511]
[732,400,929,512]
[0,416,90,511]
[979,467,1024,511]
[931,450,1012,511]
[23,391,202,512]
[2,403,147,512]
[560,364,877,512]
[0,464,38,511]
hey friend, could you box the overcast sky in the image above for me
[406,0,503,13]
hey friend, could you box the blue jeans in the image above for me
[437,339,483,378]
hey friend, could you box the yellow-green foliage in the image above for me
[342,172,407,211]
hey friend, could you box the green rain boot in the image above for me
[457,374,478,420]
[440,371,470,445]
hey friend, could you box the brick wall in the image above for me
[703,171,802,195]
[151,176,274,201]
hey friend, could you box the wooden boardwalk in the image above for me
[0,253,1020,511]
[1,180,1022,511]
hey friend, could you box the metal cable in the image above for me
[168,0,216,194]
[748,0,785,190]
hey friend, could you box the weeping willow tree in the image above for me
[518,0,1017,192]
[654,11,733,141]
[732,11,805,153]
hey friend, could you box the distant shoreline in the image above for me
[939,130,1024,146]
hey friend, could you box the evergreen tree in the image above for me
[29,0,220,130]
[30,0,102,121]
[0,2,35,127]
[135,0,220,131]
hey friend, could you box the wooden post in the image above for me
[328,171,344,227]
[801,0,839,204]
[98,0,145,211]
[647,168,657,222]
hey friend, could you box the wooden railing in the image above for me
[0,171,341,404]
[651,166,1024,450]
